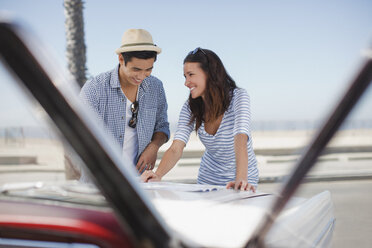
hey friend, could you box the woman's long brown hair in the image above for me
[184,48,237,132]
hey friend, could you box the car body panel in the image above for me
[0,198,131,248]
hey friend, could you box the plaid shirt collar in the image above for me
[110,64,149,99]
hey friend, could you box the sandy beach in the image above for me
[1,129,372,184]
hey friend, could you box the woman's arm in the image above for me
[235,133,248,181]
[141,100,193,182]
[141,139,185,182]
[226,133,256,192]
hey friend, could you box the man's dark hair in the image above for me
[121,51,157,65]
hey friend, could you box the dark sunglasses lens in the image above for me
[129,116,137,128]
[131,102,138,113]
[129,101,138,128]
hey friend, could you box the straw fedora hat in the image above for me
[115,29,161,54]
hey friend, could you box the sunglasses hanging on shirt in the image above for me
[129,100,139,128]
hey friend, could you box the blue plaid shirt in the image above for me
[79,65,170,159]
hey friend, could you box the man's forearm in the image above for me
[150,132,168,148]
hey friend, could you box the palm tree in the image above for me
[64,0,87,88]
[64,0,87,180]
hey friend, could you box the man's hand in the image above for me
[136,143,158,173]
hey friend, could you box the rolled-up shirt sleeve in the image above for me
[154,82,170,141]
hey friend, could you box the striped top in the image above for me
[174,88,259,187]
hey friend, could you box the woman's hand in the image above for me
[226,179,256,192]
[141,170,162,182]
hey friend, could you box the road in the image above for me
[259,179,372,248]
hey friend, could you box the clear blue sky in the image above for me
[1,0,372,131]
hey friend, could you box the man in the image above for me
[79,29,169,178]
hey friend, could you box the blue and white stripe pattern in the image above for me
[174,88,259,187]
[79,65,170,160]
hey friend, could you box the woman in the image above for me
[141,48,259,191]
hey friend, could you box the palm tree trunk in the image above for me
[64,0,87,88]
[63,0,87,181]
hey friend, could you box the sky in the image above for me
[1,0,372,132]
